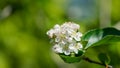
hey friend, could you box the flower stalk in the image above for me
[82,56,112,68]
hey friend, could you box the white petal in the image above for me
[70,22,80,30]
[73,49,78,54]
[69,46,74,50]
[55,37,60,42]
[53,44,63,53]
[77,32,82,37]
[46,29,54,38]
[74,32,82,41]
[74,36,80,41]
[69,43,75,49]
[69,43,83,54]
[54,24,60,29]
[77,43,83,49]
[61,40,66,45]
[69,44,77,53]
[64,50,70,55]
[67,37,73,43]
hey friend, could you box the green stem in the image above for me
[71,52,75,57]
[82,56,112,68]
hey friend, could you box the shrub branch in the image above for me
[82,56,112,68]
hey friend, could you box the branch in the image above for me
[82,56,112,68]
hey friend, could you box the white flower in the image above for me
[64,50,71,55]
[53,44,63,53]
[53,24,61,36]
[62,45,71,55]
[66,37,73,43]
[46,29,54,38]
[54,24,60,29]
[47,22,83,55]
[73,32,82,41]
[55,37,60,42]
[61,22,80,31]
[69,43,83,54]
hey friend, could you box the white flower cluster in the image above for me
[47,22,83,55]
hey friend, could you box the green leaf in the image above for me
[82,29,103,49]
[98,53,110,65]
[59,55,82,63]
[82,27,120,49]
[59,50,84,63]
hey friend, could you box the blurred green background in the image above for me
[0,0,120,68]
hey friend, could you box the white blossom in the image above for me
[62,45,71,55]
[46,29,54,38]
[61,22,80,31]
[47,22,83,55]
[53,44,63,53]
[73,32,82,41]
[69,43,83,54]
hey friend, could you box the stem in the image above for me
[82,56,112,68]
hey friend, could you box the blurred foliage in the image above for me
[0,0,119,68]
